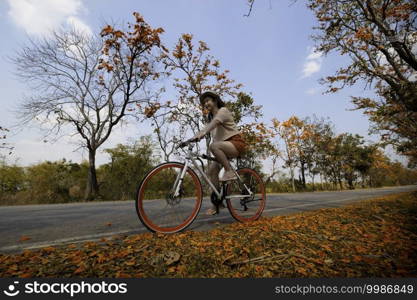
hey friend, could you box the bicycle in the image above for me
[135,139,266,233]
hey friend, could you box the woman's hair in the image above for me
[202,94,226,122]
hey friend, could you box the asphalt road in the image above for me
[0,185,415,252]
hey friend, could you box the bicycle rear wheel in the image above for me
[226,168,266,222]
[136,162,202,233]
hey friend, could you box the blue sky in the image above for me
[0,0,389,166]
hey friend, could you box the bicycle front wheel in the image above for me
[226,168,266,222]
[136,162,202,233]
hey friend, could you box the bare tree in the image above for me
[145,103,187,161]
[12,15,164,200]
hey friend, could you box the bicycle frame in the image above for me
[172,144,254,200]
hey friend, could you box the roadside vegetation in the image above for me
[1,192,416,277]
[0,130,416,205]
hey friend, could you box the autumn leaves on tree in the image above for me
[308,0,417,164]
[12,14,166,200]
[266,116,382,192]
[141,33,263,159]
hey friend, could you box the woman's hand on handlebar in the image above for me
[194,131,206,141]
[178,131,206,148]
[178,137,199,148]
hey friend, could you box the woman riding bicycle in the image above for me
[185,91,248,215]
[136,91,265,232]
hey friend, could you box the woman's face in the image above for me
[204,97,216,112]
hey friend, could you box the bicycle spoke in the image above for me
[136,163,202,233]
[226,168,265,222]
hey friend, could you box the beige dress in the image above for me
[211,107,240,142]
[210,107,247,154]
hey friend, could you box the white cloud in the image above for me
[9,120,151,166]
[6,0,91,36]
[11,137,83,166]
[66,15,92,36]
[302,61,321,77]
[302,47,323,78]
[305,87,319,95]
[306,51,322,61]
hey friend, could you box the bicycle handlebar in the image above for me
[177,138,199,149]
[201,154,217,161]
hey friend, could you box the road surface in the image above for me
[0,185,415,252]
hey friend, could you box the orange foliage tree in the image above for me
[142,33,265,165]
[84,12,167,199]
[12,12,166,200]
[307,0,417,162]
[270,117,301,192]
[269,116,323,191]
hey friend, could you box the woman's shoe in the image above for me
[206,207,218,216]
[219,170,237,182]
[205,203,225,216]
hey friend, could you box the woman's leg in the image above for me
[209,141,239,171]
[206,161,222,215]
[207,161,222,190]
[209,141,239,181]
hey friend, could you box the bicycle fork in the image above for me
[171,160,190,198]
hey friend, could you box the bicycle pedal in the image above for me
[210,191,223,206]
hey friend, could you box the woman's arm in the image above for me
[192,118,221,141]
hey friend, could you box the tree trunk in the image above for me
[338,178,343,190]
[320,173,324,190]
[290,167,295,192]
[300,163,306,188]
[311,175,315,191]
[85,148,99,201]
